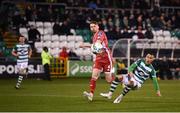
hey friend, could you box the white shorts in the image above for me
[122,74,142,89]
[17,62,28,70]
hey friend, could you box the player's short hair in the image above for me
[18,34,25,38]
[43,46,48,52]
[18,34,27,42]
[146,54,155,59]
[90,21,98,25]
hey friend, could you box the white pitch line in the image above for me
[0,94,179,100]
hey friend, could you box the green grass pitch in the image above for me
[0,77,180,112]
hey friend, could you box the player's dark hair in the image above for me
[43,46,48,52]
[18,34,27,43]
[18,34,25,38]
[90,21,98,25]
[146,53,155,59]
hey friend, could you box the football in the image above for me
[91,42,103,54]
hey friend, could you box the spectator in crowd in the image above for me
[113,27,122,39]
[53,21,61,35]
[101,18,109,32]
[144,26,154,39]
[107,27,118,40]
[129,14,137,29]
[0,29,3,41]
[28,25,41,50]
[151,16,159,30]
[159,14,166,29]
[41,46,52,81]
[176,11,180,28]
[25,5,33,21]
[59,20,71,35]
[36,7,46,21]
[116,59,127,74]
[152,58,161,79]
[166,19,172,30]
[121,27,131,38]
[129,27,136,38]
[0,51,3,57]
[59,47,69,59]
[122,16,129,29]
[137,15,143,28]
[88,0,98,9]
[114,13,120,28]
[137,26,145,39]
[159,56,172,80]
[170,15,177,29]
[12,10,25,28]
[46,7,53,21]
[152,1,161,17]
[68,49,80,60]
[170,59,180,80]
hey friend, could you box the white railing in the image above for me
[112,39,180,67]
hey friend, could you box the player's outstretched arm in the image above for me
[79,42,91,48]
[156,90,162,96]
[152,77,162,96]
[128,62,137,78]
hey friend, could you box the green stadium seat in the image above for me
[75,29,92,42]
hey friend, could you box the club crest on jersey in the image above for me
[97,31,103,39]
[139,71,144,76]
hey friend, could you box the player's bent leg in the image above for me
[105,72,113,83]
[113,84,133,104]
[113,77,139,102]
[113,94,123,103]
[100,75,123,99]
[109,75,123,92]
[129,80,134,86]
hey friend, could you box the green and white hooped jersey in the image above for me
[131,59,156,84]
[12,43,31,64]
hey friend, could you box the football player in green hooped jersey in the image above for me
[100,54,161,103]
[12,35,32,89]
